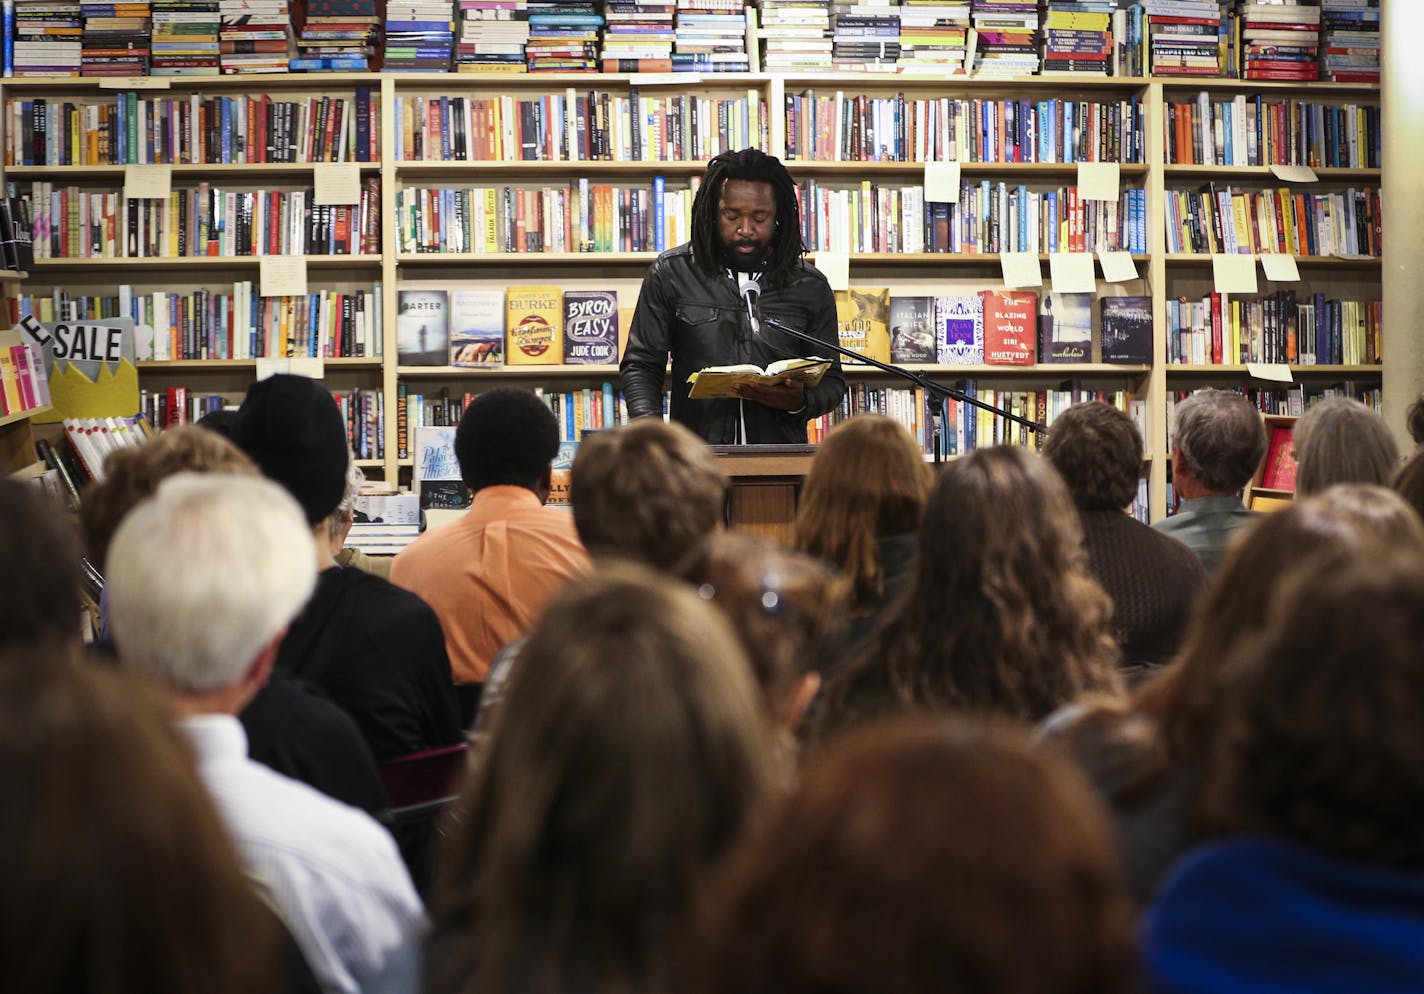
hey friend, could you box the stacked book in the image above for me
[1319,0,1378,83]
[1040,0,1112,75]
[968,0,1038,75]
[456,0,529,71]
[1241,0,1319,80]
[292,0,379,71]
[673,0,748,72]
[523,0,601,71]
[11,0,83,76]
[758,0,831,70]
[218,0,291,72]
[149,0,221,74]
[896,0,968,71]
[80,0,150,75]
[830,1,899,70]
[599,0,674,71]
[1144,0,1224,77]
[383,0,455,69]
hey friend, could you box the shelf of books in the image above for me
[0,0,1383,516]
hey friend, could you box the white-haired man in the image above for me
[107,472,424,994]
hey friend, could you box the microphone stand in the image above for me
[757,312,1047,463]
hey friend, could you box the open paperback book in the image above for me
[686,357,832,400]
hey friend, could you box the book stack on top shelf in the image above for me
[456,0,530,71]
[895,0,970,72]
[1240,0,1319,82]
[969,0,1040,76]
[218,0,293,73]
[1320,0,1377,83]
[1041,0,1114,76]
[829,1,899,71]
[758,0,831,71]
[598,0,673,71]
[673,0,749,72]
[522,0,600,70]
[81,0,151,76]
[292,0,380,71]
[1143,0,1227,77]
[149,0,221,75]
[12,0,83,76]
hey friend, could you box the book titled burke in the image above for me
[981,289,1037,365]
[506,285,564,365]
[687,357,832,400]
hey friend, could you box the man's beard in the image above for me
[719,238,771,272]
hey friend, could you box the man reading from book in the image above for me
[620,148,846,444]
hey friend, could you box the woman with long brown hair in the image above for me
[814,445,1121,742]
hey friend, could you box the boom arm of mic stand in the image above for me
[759,313,1048,436]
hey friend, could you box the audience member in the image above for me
[1392,448,1424,523]
[689,719,1136,994]
[107,473,424,994]
[1406,392,1424,449]
[1153,389,1267,573]
[1044,401,1205,674]
[330,461,392,580]
[1292,395,1398,495]
[426,566,775,994]
[792,413,931,671]
[0,649,292,994]
[1045,485,1424,906]
[391,387,591,686]
[683,531,849,736]
[80,424,388,817]
[814,446,1122,742]
[235,373,461,761]
[0,478,82,652]
[1144,543,1424,994]
[571,416,729,573]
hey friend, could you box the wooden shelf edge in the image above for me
[137,358,382,369]
[6,162,382,176]
[0,404,53,428]
[29,255,381,269]
[845,362,1150,375]
[1166,364,1382,375]
[397,364,620,376]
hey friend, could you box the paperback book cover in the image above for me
[506,285,564,365]
[1040,292,1093,363]
[413,424,472,511]
[546,438,579,505]
[834,287,891,363]
[562,289,619,365]
[981,290,1038,365]
[1101,295,1153,364]
[1260,425,1298,491]
[934,294,984,365]
[396,289,450,366]
[449,289,505,366]
[889,295,936,364]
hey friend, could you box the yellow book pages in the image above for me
[686,357,832,400]
[506,285,563,365]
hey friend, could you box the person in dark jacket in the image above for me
[620,147,846,444]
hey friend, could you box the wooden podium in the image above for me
[711,444,818,545]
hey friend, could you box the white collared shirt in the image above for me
[181,714,425,994]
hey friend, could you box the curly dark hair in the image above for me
[1200,542,1424,869]
[691,148,805,288]
[455,387,560,493]
[1043,401,1143,511]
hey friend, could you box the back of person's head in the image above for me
[571,419,728,573]
[1407,393,1424,448]
[107,473,316,694]
[232,373,350,525]
[887,446,1119,720]
[1202,543,1424,869]
[1392,449,1424,525]
[1172,389,1268,494]
[0,647,278,994]
[0,480,81,651]
[194,407,241,439]
[690,718,1136,994]
[1293,395,1398,496]
[1043,401,1143,510]
[1133,485,1424,766]
[432,565,774,994]
[80,424,257,570]
[455,387,560,493]
[792,413,931,611]
[683,531,849,729]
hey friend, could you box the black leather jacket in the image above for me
[619,244,847,444]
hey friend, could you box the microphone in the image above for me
[738,275,761,334]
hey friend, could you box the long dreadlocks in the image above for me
[690,148,805,288]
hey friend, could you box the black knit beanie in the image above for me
[233,374,348,526]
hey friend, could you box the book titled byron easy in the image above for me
[562,289,618,365]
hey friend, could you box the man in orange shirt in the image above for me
[391,388,591,687]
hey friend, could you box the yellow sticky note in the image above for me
[1271,164,1319,183]
[255,357,290,380]
[1246,362,1294,383]
[1260,253,1301,282]
[638,73,698,85]
[124,164,172,200]
[1078,161,1121,202]
[1097,250,1139,283]
[288,356,326,379]
[1048,252,1096,293]
[815,250,850,291]
[923,161,962,203]
[1000,251,1043,289]
[260,255,309,297]
[313,163,362,205]
[100,76,170,90]
[1212,254,1259,294]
